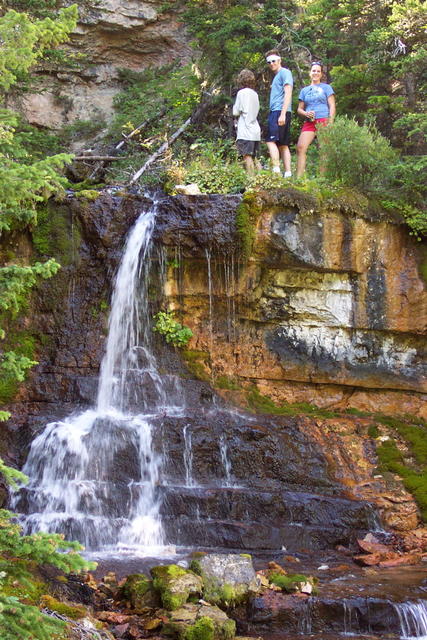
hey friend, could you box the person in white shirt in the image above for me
[232,69,261,175]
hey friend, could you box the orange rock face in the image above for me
[165,194,426,417]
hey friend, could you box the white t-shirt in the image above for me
[232,87,261,141]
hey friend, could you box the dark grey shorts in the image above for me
[236,139,260,157]
[267,110,291,146]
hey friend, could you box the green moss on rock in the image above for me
[268,572,315,593]
[119,573,152,608]
[246,386,337,419]
[75,189,101,201]
[40,595,86,619]
[184,616,215,640]
[235,192,262,260]
[215,375,240,391]
[0,330,37,404]
[32,202,80,265]
[374,416,427,522]
[182,350,211,382]
[151,564,202,611]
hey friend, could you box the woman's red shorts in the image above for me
[301,117,329,133]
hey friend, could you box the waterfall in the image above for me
[394,601,427,639]
[219,433,232,487]
[12,199,181,555]
[183,424,196,488]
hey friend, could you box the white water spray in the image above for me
[394,601,427,639]
[13,201,180,554]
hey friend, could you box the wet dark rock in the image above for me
[38,565,95,606]
[153,194,242,254]
[245,592,403,635]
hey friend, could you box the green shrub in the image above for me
[316,116,398,191]
[153,311,193,347]
[181,141,247,194]
[245,170,288,192]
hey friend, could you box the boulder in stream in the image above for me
[150,564,203,611]
[191,553,261,606]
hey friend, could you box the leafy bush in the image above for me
[169,140,247,194]
[109,64,201,141]
[153,311,193,347]
[245,170,287,192]
[316,116,398,191]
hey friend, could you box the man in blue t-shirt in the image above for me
[265,49,293,177]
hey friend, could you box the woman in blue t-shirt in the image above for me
[296,62,335,177]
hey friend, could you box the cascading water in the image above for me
[219,433,233,487]
[394,601,427,639]
[13,200,183,555]
[183,424,196,488]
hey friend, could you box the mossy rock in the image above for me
[194,554,260,607]
[75,189,101,201]
[151,564,203,611]
[119,573,160,609]
[40,595,86,619]
[0,329,37,404]
[33,201,81,265]
[268,572,317,594]
[184,616,215,640]
[164,603,236,640]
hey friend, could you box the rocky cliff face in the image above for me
[156,190,426,418]
[12,1,192,134]
[4,189,426,533]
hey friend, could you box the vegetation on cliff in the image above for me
[0,5,77,420]
[1,0,425,235]
[373,415,427,521]
[0,9,100,639]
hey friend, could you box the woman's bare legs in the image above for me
[296,130,316,177]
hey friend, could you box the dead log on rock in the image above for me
[74,155,120,161]
[128,96,213,185]
[128,117,191,185]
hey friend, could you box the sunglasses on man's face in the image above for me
[267,60,279,64]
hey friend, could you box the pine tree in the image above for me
[0,5,78,420]
[0,462,96,640]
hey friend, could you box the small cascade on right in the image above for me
[183,424,196,488]
[394,601,427,639]
[219,433,233,487]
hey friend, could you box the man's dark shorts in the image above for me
[236,139,260,157]
[267,111,291,146]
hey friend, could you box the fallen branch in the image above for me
[129,117,191,184]
[80,107,168,181]
[115,107,167,152]
[74,155,120,161]
[128,95,213,185]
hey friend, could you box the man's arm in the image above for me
[278,73,292,126]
